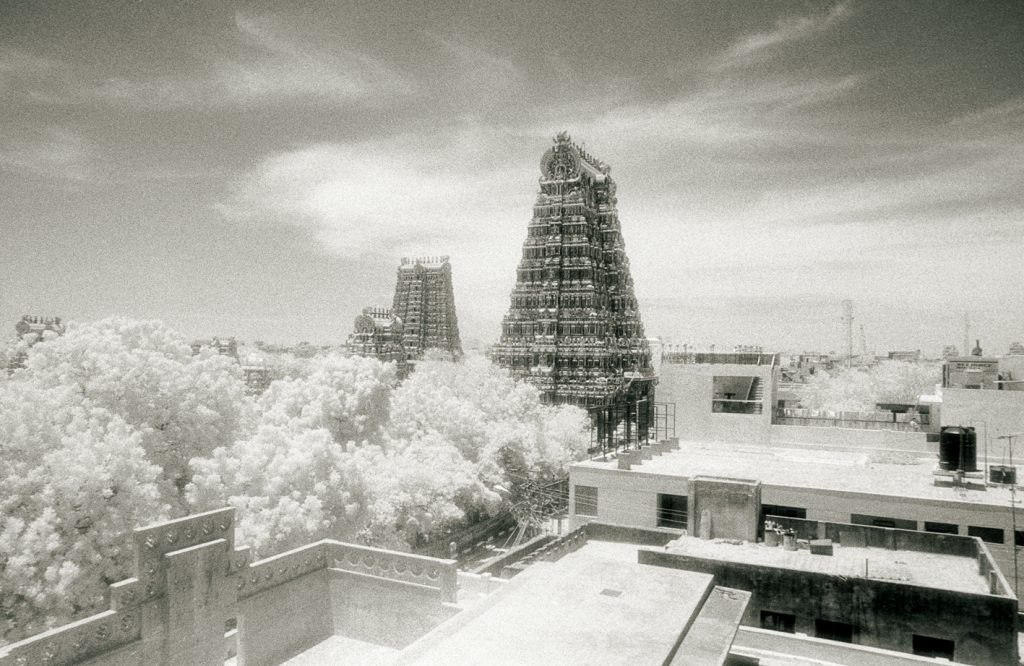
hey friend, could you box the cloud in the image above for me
[218,127,538,259]
[0,129,99,182]
[3,13,410,110]
[717,3,852,68]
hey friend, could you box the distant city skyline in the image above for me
[2,1,1022,354]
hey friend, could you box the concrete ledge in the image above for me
[732,626,972,665]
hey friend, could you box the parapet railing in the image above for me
[773,407,927,431]
[0,507,459,666]
[663,351,779,366]
[328,542,458,602]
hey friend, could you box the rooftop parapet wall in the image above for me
[639,546,1019,666]
[0,508,459,666]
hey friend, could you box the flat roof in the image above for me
[658,535,989,594]
[398,541,721,665]
[578,440,1018,507]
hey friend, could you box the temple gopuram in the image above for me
[392,256,463,360]
[346,306,410,378]
[492,132,656,447]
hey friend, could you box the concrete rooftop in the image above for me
[660,535,990,595]
[395,540,745,665]
[579,440,1021,507]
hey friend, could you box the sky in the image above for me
[1,0,1022,355]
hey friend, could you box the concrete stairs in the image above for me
[617,437,681,470]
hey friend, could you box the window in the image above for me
[575,485,598,517]
[763,505,807,520]
[850,514,916,531]
[711,376,763,414]
[968,525,1004,544]
[1016,530,1024,547]
[913,635,954,659]
[760,610,795,633]
[815,619,854,643]
[924,521,958,535]
[657,494,688,529]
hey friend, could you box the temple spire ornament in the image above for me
[493,133,656,446]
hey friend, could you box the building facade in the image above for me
[492,133,656,444]
[391,256,462,360]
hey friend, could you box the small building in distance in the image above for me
[392,256,462,360]
[14,314,66,339]
[888,350,922,362]
[191,336,239,359]
[240,363,273,396]
[6,314,66,371]
[346,306,410,379]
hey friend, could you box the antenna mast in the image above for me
[841,300,854,367]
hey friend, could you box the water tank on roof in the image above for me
[939,426,978,473]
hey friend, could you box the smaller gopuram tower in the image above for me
[391,256,463,360]
[346,306,410,378]
[492,133,656,447]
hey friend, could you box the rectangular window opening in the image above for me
[575,485,598,517]
[924,521,958,535]
[850,514,916,531]
[763,505,807,520]
[711,376,763,414]
[657,494,688,530]
[968,525,1004,544]
[815,619,855,644]
[913,634,954,659]
[760,610,796,634]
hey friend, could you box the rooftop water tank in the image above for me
[939,426,978,473]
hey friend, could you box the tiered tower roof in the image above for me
[493,133,655,410]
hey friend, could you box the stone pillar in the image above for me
[164,539,233,666]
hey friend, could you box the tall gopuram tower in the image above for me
[493,132,656,447]
[391,256,463,360]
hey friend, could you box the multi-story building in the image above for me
[492,133,656,446]
[346,306,410,378]
[391,256,462,360]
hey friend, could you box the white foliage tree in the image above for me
[187,354,397,556]
[257,353,395,444]
[187,424,370,557]
[388,356,589,523]
[0,383,168,644]
[19,317,252,491]
[799,361,941,412]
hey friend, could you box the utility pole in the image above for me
[996,433,1021,601]
[963,312,970,358]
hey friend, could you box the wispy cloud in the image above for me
[717,3,852,68]
[0,129,99,182]
[3,13,411,110]
[218,127,537,258]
